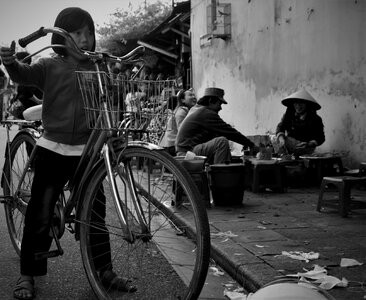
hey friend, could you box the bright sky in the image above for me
[0,0,170,55]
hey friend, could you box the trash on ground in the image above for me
[285,265,348,290]
[288,265,327,280]
[340,258,363,267]
[211,231,238,238]
[281,250,319,262]
[224,289,250,300]
[315,275,348,290]
[210,266,225,276]
[259,220,272,225]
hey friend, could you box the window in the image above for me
[207,1,231,37]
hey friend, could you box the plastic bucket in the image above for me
[174,156,210,207]
[208,163,245,206]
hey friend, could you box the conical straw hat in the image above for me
[281,89,321,110]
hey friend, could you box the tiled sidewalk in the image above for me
[205,187,366,300]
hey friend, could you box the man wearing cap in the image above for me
[275,88,325,156]
[175,87,258,164]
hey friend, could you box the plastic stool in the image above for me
[317,176,366,217]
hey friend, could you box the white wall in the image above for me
[191,0,366,167]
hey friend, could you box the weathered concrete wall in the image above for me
[191,0,366,167]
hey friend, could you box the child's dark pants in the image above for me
[20,146,111,276]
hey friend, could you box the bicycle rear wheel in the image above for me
[79,146,210,300]
[2,132,36,255]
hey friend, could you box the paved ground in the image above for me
[203,186,366,300]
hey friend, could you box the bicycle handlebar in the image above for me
[17,27,145,64]
[18,27,48,48]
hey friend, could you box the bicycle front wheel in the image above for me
[2,132,36,256]
[79,146,210,300]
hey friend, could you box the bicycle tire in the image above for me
[3,132,36,256]
[79,146,210,300]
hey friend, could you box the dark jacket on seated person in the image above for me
[176,87,257,164]
[276,110,325,146]
[175,104,254,156]
[275,89,325,156]
[176,105,254,153]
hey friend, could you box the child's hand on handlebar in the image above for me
[0,41,16,66]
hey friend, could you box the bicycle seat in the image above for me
[23,104,42,121]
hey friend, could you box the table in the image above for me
[300,154,344,186]
[244,158,288,193]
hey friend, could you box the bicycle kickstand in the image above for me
[34,226,64,260]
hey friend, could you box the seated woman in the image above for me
[274,89,325,156]
[159,89,197,156]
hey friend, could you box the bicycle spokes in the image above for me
[79,146,210,299]
[103,144,151,243]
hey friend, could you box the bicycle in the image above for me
[0,27,210,299]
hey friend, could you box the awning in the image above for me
[137,41,178,59]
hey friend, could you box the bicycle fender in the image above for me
[1,129,40,189]
[2,128,39,160]
[115,140,165,151]
[17,127,42,140]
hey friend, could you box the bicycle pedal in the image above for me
[34,249,63,260]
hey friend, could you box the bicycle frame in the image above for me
[64,112,151,243]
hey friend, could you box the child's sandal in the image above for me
[13,277,35,300]
[100,270,137,293]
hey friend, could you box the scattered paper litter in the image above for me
[281,251,319,262]
[286,265,327,280]
[211,231,238,238]
[340,258,363,267]
[315,275,348,290]
[298,265,327,279]
[223,290,250,300]
[259,220,272,225]
[210,266,224,276]
[286,265,348,291]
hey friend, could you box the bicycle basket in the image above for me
[76,71,176,132]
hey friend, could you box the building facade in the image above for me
[191,0,366,167]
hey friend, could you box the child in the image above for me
[0,7,136,300]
